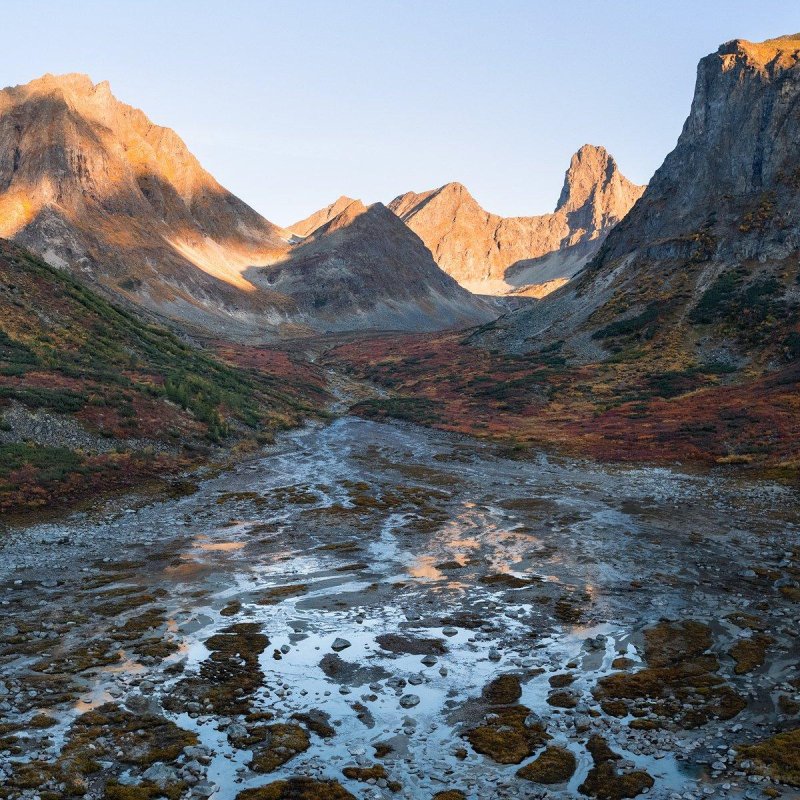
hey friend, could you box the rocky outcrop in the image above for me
[388,146,644,296]
[0,74,493,337]
[481,34,800,365]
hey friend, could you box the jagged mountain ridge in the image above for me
[386,145,645,296]
[480,34,800,367]
[0,74,492,337]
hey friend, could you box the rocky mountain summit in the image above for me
[0,74,491,337]
[288,195,359,239]
[271,199,495,331]
[388,145,644,296]
[482,34,800,369]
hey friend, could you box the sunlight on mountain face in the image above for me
[1,19,800,800]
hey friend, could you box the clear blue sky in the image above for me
[2,1,798,224]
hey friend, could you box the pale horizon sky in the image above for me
[2,1,798,225]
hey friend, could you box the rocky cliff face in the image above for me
[482,34,800,367]
[388,146,644,296]
[0,74,492,337]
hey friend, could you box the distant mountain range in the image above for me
[0,74,493,338]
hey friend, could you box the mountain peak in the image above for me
[7,73,115,106]
[289,195,363,238]
[436,181,470,195]
[390,147,644,292]
[718,33,800,70]
[18,72,95,91]
[556,144,619,212]
[554,144,645,241]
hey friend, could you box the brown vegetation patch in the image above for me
[258,584,308,605]
[547,690,579,708]
[376,633,448,656]
[248,724,311,773]
[465,705,550,764]
[235,778,355,800]
[482,674,523,705]
[166,622,269,716]
[737,729,800,786]
[579,735,654,799]
[594,620,746,729]
[517,745,577,783]
[729,633,773,674]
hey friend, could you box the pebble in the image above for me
[399,694,421,708]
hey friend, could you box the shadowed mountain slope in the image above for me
[480,34,800,372]
[273,200,496,331]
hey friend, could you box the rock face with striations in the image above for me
[388,145,644,297]
[481,34,800,365]
[0,74,493,337]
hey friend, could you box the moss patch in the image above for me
[235,779,356,799]
[547,690,578,708]
[248,723,311,773]
[465,704,550,764]
[517,745,577,783]
[258,584,308,605]
[579,735,654,799]
[166,622,269,716]
[730,633,772,674]
[594,620,745,729]
[737,729,800,787]
[482,674,522,705]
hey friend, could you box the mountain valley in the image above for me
[1,26,799,800]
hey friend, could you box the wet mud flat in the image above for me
[0,417,798,800]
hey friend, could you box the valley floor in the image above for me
[1,418,798,800]
[323,332,800,477]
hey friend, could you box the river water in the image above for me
[1,418,798,799]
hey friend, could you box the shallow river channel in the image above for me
[1,418,798,800]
